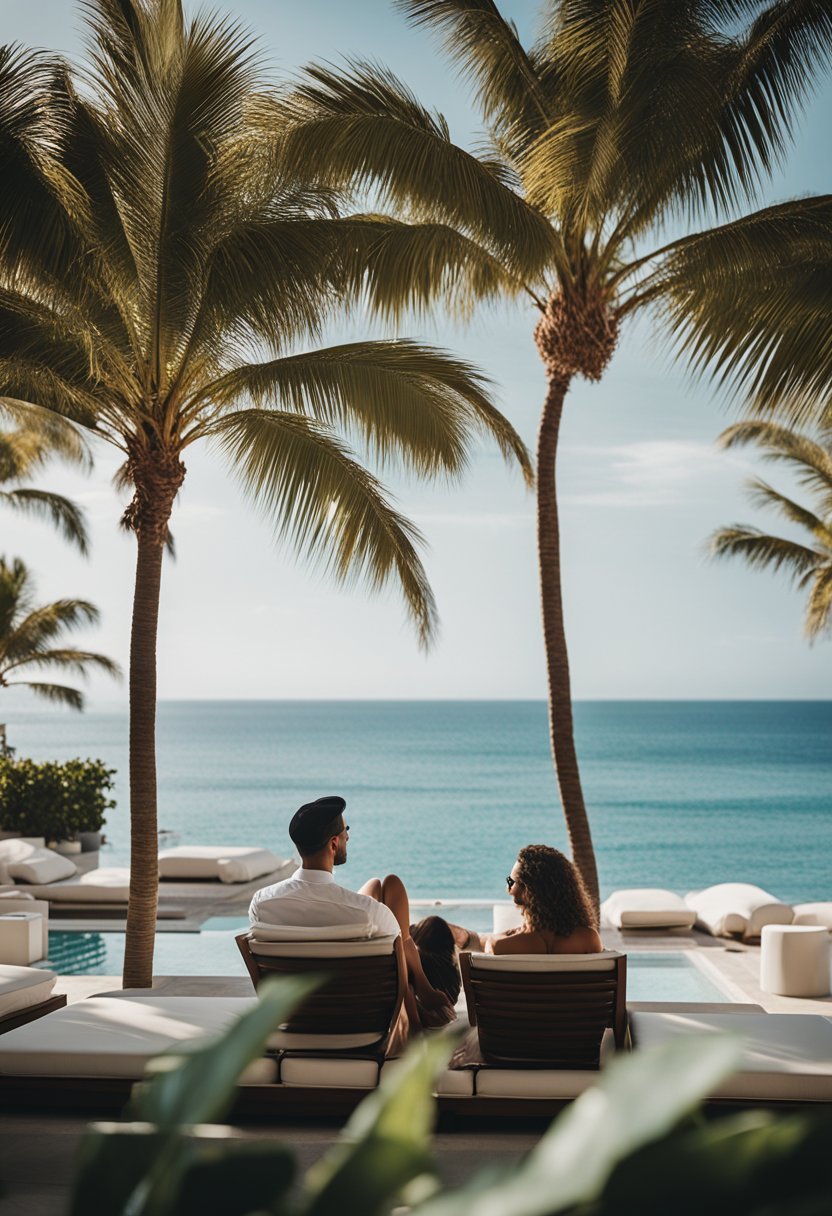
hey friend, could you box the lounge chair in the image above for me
[685,883,793,940]
[0,964,66,1033]
[236,924,408,1081]
[601,888,697,930]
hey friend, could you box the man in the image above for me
[249,795,454,1027]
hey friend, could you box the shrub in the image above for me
[0,756,116,841]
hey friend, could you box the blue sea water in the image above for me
[5,700,831,903]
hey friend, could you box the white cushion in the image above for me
[792,903,832,930]
[279,1056,380,1088]
[468,950,620,972]
[433,1067,475,1097]
[631,1011,832,1102]
[685,884,793,939]
[0,840,77,885]
[249,934,398,958]
[249,921,372,942]
[0,996,258,1078]
[0,965,57,1019]
[475,1069,599,1098]
[16,868,130,902]
[602,889,696,929]
[158,847,284,882]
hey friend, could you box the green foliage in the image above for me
[0,556,120,710]
[0,755,116,838]
[710,420,832,640]
[66,979,832,1216]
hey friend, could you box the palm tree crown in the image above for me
[0,1,531,984]
[0,556,120,708]
[277,0,832,906]
[711,420,832,641]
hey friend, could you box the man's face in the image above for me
[333,818,349,866]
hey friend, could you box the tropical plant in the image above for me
[0,426,90,553]
[710,420,832,641]
[0,3,531,985]
[0,556,120,712]
[276,0,832,908]
[67,977,832,1216]
[0,755,116,840]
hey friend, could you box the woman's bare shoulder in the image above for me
[567,927,604,953]
[491,930,545,955]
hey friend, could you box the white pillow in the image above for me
[1,841,77,885]
[601,888,696,929]
[249,921,373,942]
[792,903,832,930]
[685,883,792,939]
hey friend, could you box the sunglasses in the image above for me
[506,875,521,890]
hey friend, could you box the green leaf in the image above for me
[128,975,321,1128]
[300,1031,459,1216]
[69,1123,172,1216]
[412,1036,741,1216]
[175,1139,297,1216]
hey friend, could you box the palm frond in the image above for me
[210,408,438,647]
[744,477,830,543]
[0,489,90,554]
[719,420,832,513]
[0,402,90,465]
[280,61,561,283]
[5,646,121,679]
[708,525,822,581]
[656,195,832,424]
[398,0,552,132]
[4,680,85,710]
[805,564,832,639]
[4,598,101,664]
[197,340,532,485]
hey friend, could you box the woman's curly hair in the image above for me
[516,845,598,937]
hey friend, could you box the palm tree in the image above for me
[0,427,89,553]
[0,4,531,985]
[0,556,120,708]
[710,421,832,640]
[277,0,832,908]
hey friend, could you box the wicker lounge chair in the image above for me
[237,926,408,1073]
[459,949,628,1067]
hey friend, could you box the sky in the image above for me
[1,0,831,701]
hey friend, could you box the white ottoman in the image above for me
[0,912,43,966]
[760,924,830,997]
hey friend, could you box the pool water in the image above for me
[40,931,729,1003]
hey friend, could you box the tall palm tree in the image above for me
[0,4,531,985]
[710,420,832,640]
[278,0,832,907]
[0,556,120,708]
[0,427,89,553]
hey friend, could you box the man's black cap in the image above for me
[289,795,346,854]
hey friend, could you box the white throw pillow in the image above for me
[3,842,77,885]
[601,888,696,929]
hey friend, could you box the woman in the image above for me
[454,845,603,955]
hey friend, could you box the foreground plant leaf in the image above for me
[300,1030,459,1216]
[411,1036,741,1216]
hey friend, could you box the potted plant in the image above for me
[0,757,116,852]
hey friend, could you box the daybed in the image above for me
[0,964,65,1033]
[630,1010,832,1104]
[159,846,294,884]
[601,889,697,930]
[685,883,793,940]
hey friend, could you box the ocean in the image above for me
[4,700,830,903]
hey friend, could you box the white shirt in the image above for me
[249,867,400,937]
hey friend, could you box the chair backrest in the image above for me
[235,931,407,1052]
[460,950,627,1068]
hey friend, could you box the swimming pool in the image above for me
[39,930,730,1003]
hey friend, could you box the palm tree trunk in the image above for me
[122,524,166,987]
[121,451,185,989]
[536,373,601,912]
